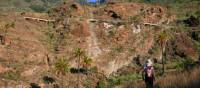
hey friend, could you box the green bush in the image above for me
[108,73,141,87]
[90,66,98,73]
[0,71,20,80]
[96,80,106,88]
[55,58,70,74]
[154,63,162,70]
[29,5,47,13]
[24,0,31,3]
[175,58,196,70]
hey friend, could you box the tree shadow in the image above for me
[30,83,41,88]
[43,76,55,84]
[70,68,88,74]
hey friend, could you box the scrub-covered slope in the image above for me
[0,1,199,88]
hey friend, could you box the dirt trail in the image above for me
[87,12,102,59]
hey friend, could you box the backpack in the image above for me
[145,66,153,77]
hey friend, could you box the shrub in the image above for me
[90,66,98,73]
[112,45,124,53]
[175,58,196,70]
[129,16,142,24]
[107,29,116,37]
[55,58,70,75]
[96,80,106,88]
[0,71,20,81]
[84,80,92,88]
[108,73,141,87]
[24,0,31,3]
[29,5,47,13]
[44,24,59,53]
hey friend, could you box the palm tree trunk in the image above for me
[161,43,166,75]
[77,56,80,88]
[161,46,164,75]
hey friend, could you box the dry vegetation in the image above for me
[125,66,200,88]
[154,66,200,88]
[0,0,200,88]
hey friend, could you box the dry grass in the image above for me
[154,66,200,88]
[129,66,200,88]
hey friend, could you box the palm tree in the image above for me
[55,58,70,88]
[74,48,84,88]
[157,30,171,74]
[83,56,92,70]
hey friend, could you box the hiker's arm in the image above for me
[142,69,145,80]
[153,74,155,81]
[153,68,155,80]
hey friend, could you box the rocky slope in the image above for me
[0,1,199,88]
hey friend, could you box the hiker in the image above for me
[142,59,155,88]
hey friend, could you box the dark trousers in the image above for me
[145,77,154,88]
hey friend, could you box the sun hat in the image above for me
[147,59,153,67]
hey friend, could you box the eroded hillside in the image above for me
[0,1,199,88]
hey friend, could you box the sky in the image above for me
[87,0,98,3]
